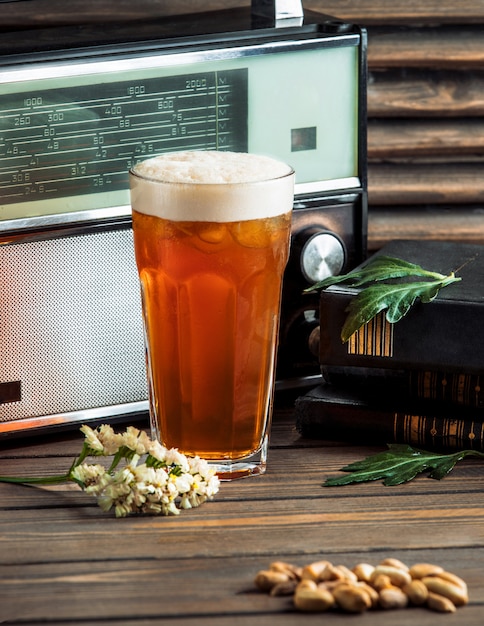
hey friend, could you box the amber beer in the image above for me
[129,151,294,479]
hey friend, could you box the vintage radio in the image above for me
[0,0,367,435]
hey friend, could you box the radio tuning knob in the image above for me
[299,230,346,284]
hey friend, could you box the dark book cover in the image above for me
[318,240,484,374]
[295,382,484,452]
[321,366,484,409]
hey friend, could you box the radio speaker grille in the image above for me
[0,227,147,422]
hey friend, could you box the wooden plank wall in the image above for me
[2,0,484,252]
[307,0,484,251]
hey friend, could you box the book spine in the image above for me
[295,392,484,451]
[394,413,484,451]
[409,370,483,408]
[322,367,484,409]
[318,289,483,373]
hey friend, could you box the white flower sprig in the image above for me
[0,424,220,518]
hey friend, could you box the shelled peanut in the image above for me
[254,557,468,614]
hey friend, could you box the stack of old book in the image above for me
[295,239,484,451]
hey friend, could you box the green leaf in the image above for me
[303,254,462,342]
[324,444,484,487]
[340,274,461,342]
[304,255,448,293]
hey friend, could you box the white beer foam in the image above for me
[130,151,294,222]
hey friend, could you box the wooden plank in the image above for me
[368,119,484,159]
[367,206,484,251]
[307,0,484,25]
[27,611,484,626]
[1,412,483,625]
[368,70,484,117]
[3,477,483,516]
[2,444,484,566]
[1,549,482,623]
[368,27,484,69]
[23,616,484,626]
[2,0,484,30]
[2,447,484,513]
[369,163,484,204]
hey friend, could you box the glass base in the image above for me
[209,460,266,481]
[208,437,268,481]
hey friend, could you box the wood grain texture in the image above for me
[1,550,483,623]
[368,26,484,69]
[363,20,484,247]
[367,206,484,251]
[368,119,484,158]
[368,70,484,117]
[1,411,483,624]
[3,0,484,29]
[306,0,484,25]
[369,163,484,205]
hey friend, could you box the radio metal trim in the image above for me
[0,5,367,435]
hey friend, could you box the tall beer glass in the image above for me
[129,151,294,479]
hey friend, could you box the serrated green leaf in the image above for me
[324,444,484,487]
[340,274,461,342]
[351,256,448,285]
[428,450,471,479]
[303,255,448,293]
[303,253,462,344]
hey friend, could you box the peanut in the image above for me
[379,557,409,572]
[254,557,468,615]
[317,562,356,582]
[371,564,412,588]
[409,562,444,579]
[352,562,375,583]
[333,583,373,613]
[254,569,289,591]
[301,560,332,581]
[355,581,380,607]
[269,561,301,580]
[379,586,409,610]
[318,580,342,592]
[371,573,393,591]
[314,562,341,582]
[422,575,469,606]
[334,564,358,583]
[402,579,428,606]
[293,584,334,612]
[296,579,318,591]
[269,579,298,596]
[434,570,468,592]
[426,591,457,613]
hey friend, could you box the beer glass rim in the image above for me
[128,165,295,187]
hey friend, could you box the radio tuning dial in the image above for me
[299,230,346,284]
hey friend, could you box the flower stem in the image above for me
[0,474,71,485]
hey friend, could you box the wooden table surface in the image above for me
[1,399,483,625]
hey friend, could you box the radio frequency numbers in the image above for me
[0,69,248,205]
